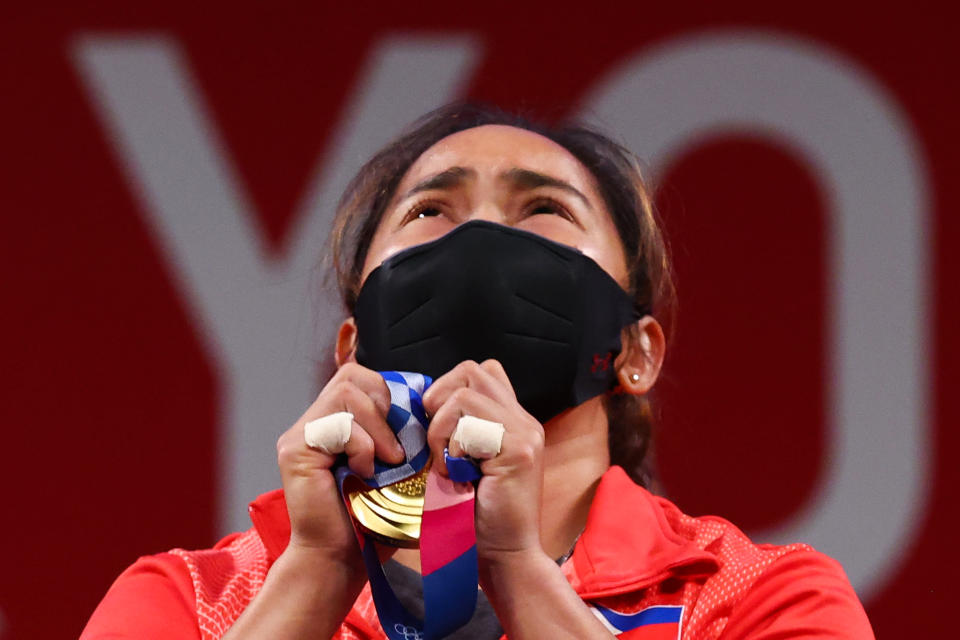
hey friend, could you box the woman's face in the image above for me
[361,125,629,288]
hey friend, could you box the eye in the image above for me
[526,198,573,221]
[403,201,444,223]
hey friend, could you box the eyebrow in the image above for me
[401,166,476,200]
[401,166,593,210]
[501,168,592,210]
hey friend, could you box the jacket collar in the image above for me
[246,466,718,598]
[570,466,718,598]
[247,488,289,563]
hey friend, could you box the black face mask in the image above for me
[354,220,644,423]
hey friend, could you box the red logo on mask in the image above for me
[591,352,612,374]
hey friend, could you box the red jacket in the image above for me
[82,466,874,639]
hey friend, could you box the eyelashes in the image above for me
[525,197,574,221]
[403,201,444,222]
[401,197,576,224]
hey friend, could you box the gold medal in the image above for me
[345,466,428,548]
[362,487,423,516]
[354,492,423,525]
[380,472,428,506]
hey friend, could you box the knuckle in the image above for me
[338,361,362,376]
[371,388,391,416]
[427,430,444,450]
[451,387,476,403]
[531,428,545,448]
[427,427,451,453]
[355,432,375,452]
[515,442,538,464]
[526,420,546,445]
[324,378,348,397]
[327,380,359,406]
[481,358,504,372]
[276,437,295,464]
[453,359,479,376]
[340,381,362,401]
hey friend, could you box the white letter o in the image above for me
[581,32,931,600]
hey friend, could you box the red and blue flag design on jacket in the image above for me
[591,604,684,639]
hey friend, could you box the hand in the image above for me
[275,363,404,561]
[422,359,546,560]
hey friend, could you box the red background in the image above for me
[1,2,955,638]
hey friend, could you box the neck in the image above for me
[393,396,610,572]
[539,396,610,560]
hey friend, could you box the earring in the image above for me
[630,373,640,382]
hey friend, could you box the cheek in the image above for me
[515,216,583,248]
[581,243,630,288]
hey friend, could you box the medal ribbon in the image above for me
[335,371,482,640]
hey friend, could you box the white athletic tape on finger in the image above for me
[304,412,353,454]
[453,415,505,459]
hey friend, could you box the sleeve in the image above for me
[80,553,201,640]
[719,550,875,639]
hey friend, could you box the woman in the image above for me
[82,104,874,639]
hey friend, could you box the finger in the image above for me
[447,425,465,459]
[479,359,514,394]
[327,362,393,418]
[277,423,337,477]
[297,378,402,464]
[452,415,505,460]
[422,360,515,416]
[325,381,405,463]
[427,388,503,476]
[304,412,352,454]
[342,420,376,478]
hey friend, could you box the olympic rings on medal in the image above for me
[393,623,425,640]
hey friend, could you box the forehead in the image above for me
[397,124,599,193]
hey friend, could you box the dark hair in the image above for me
[327,103,675,487]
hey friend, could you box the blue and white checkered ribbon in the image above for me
[366,371,434,486]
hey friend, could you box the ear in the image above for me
[614,316,665,395]
[335,317,359,367]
